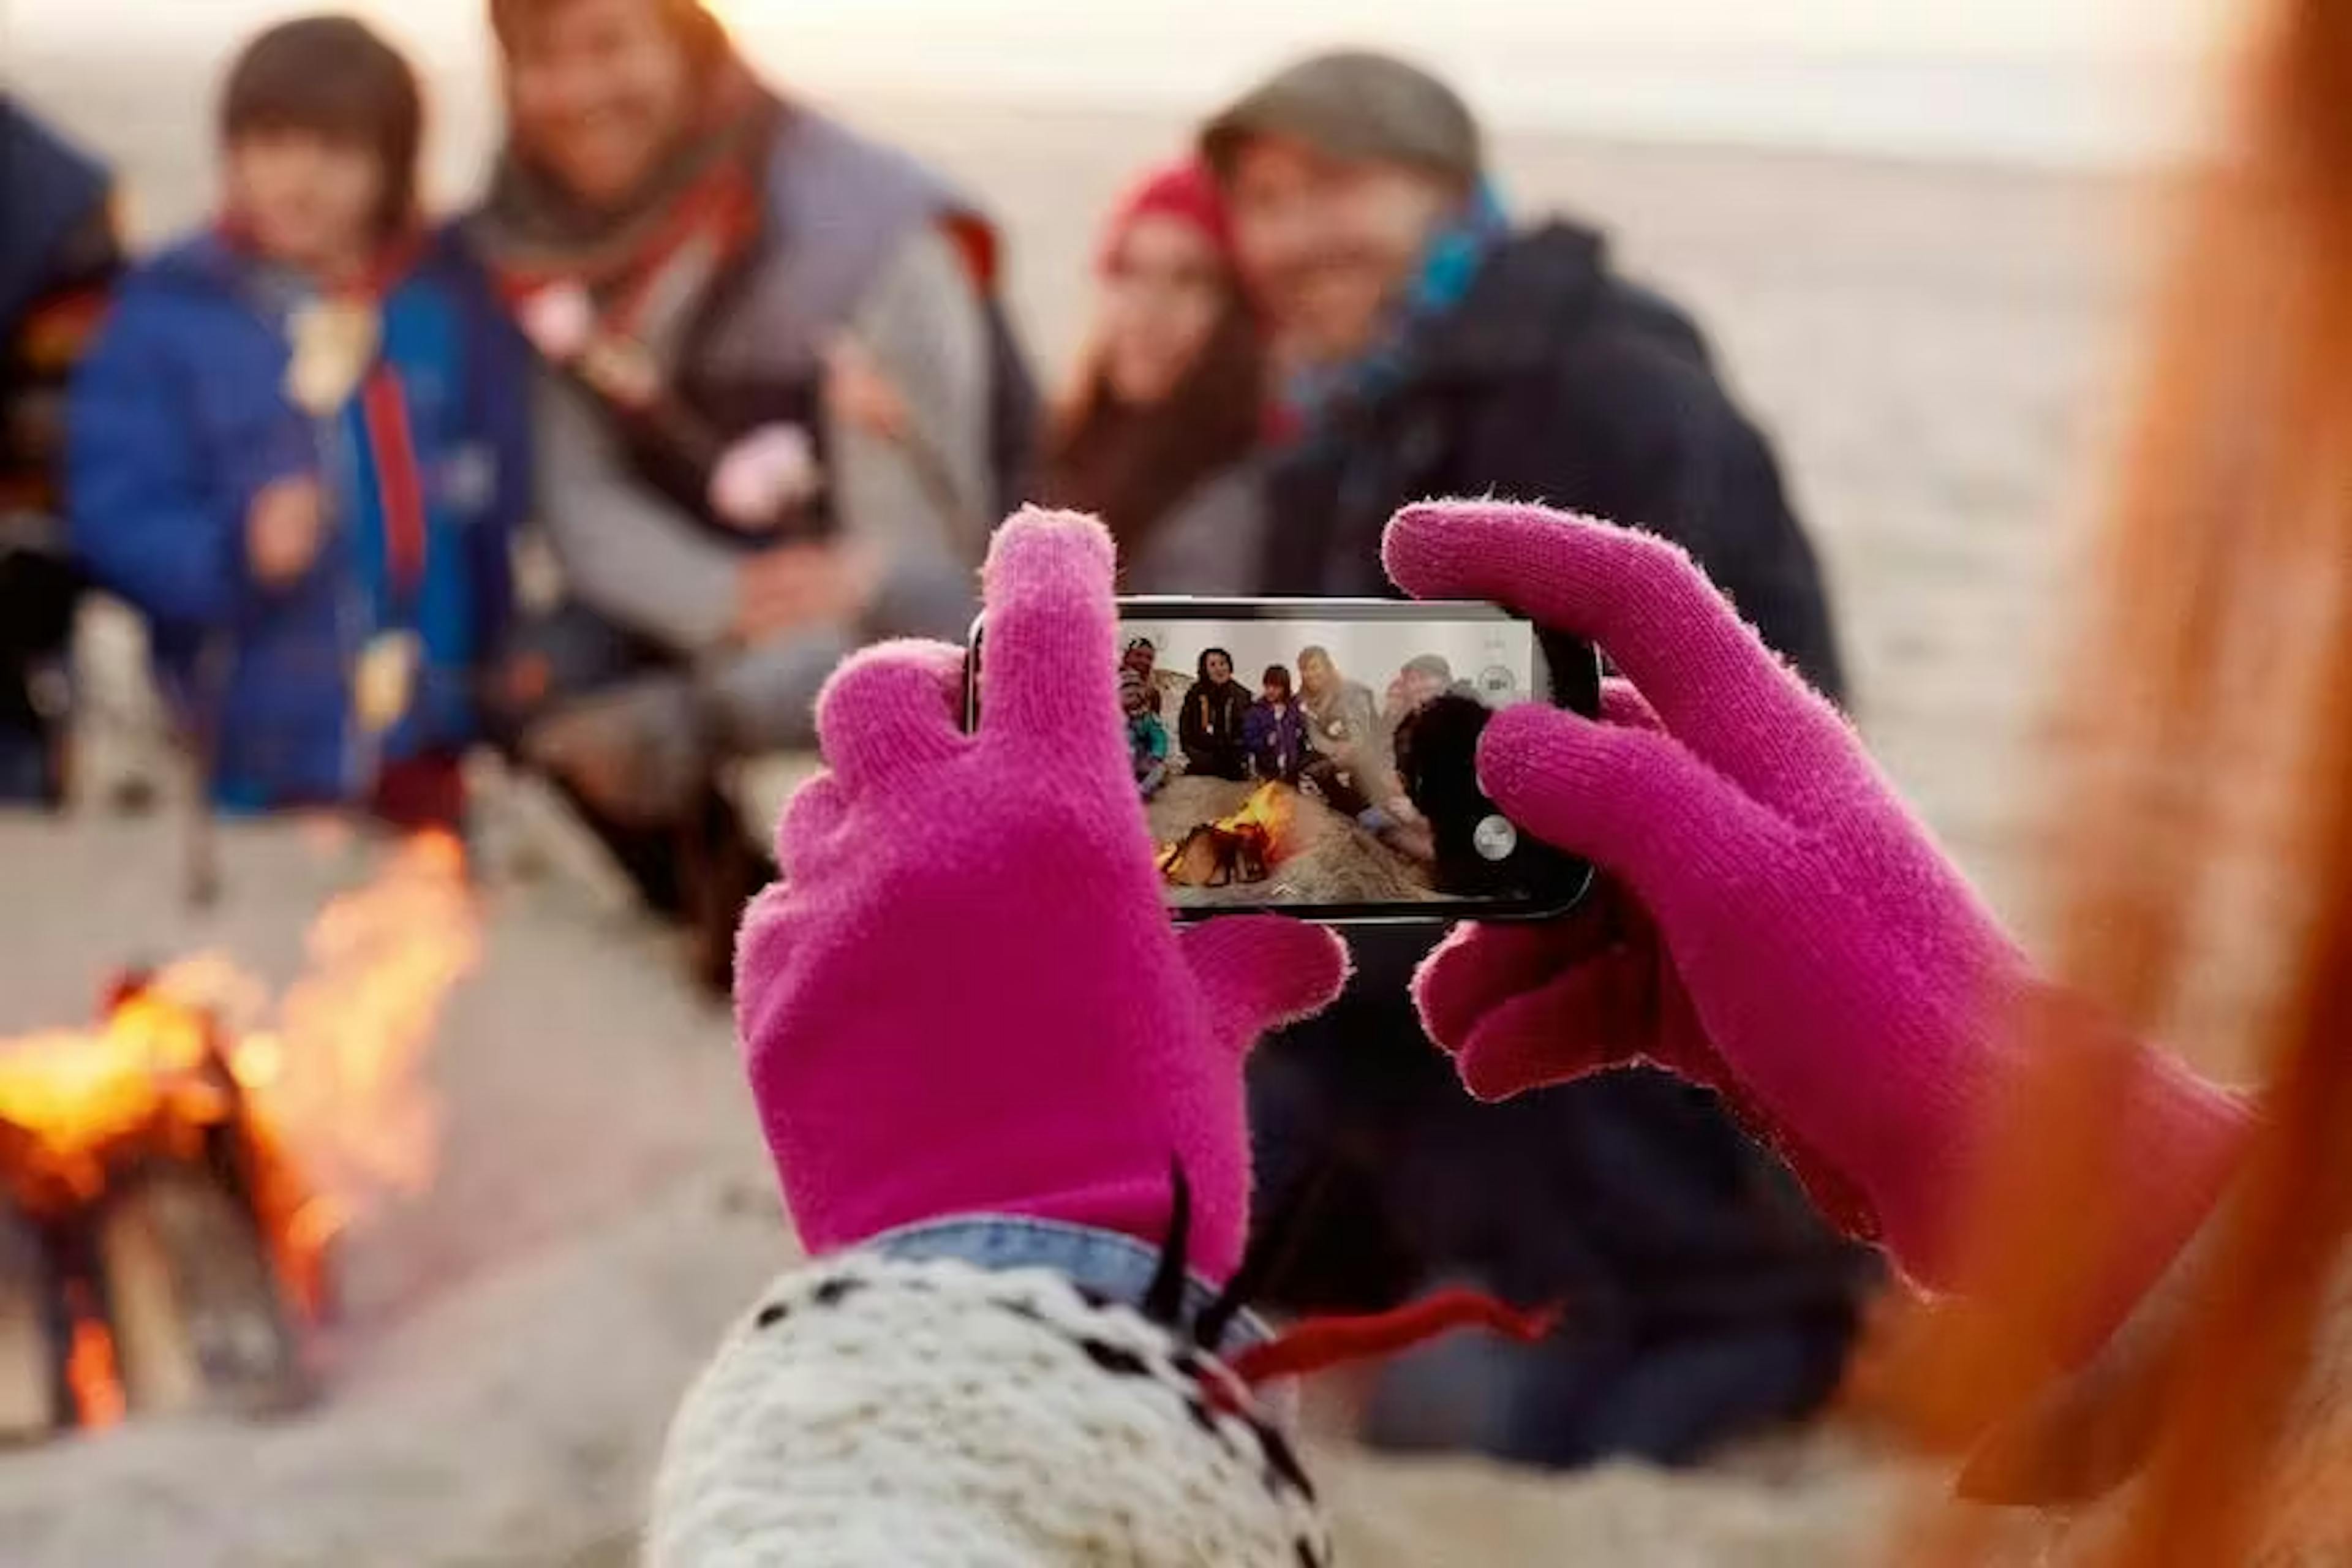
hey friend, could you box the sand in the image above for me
[0,47,2160,1567]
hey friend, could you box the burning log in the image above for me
[0,830,477,1438]
[0,986,312,1431]
[1158,782,1294,889]
[96,1164,308,1418]
[1148,775,1444,908]
[1161,822,1272,889]
[0,1180,66,1441]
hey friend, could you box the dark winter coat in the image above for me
[1261,222,1845,701]
[1180,676,1251,780]
[1243,697,1310,782]
[1248,226,1868,1420]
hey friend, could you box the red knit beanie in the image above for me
[1097,160,1234,275]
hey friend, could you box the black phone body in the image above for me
[967,597,1600,924]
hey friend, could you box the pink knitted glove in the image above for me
[1386,500,2248,1333]
[736,509,1349,1282]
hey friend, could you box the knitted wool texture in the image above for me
[648,1254,1331,1567]
[1387,500,2250,1346]
[735,510,1349,1281]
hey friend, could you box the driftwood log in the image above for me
[1147,776,1443,908]
[0,1187,64,1441]
[1160,823,1272,888]
[96,1163,309,1419]
[0,1141,309,1433]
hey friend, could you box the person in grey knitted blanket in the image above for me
[474,0,1036,882]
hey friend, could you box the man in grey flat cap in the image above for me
[1210,50,1875,1478]
[1203,50,1842,696]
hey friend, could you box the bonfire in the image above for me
[0,831,478,1437]
[1159,782,1297,888]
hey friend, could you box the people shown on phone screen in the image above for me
[1179,646,1251,780]
[1295,646,1384,812]
[1121,668,1169,798]
[1244,663,1308,783]
[1384,653,1460,730]
[1120,636,1163,716]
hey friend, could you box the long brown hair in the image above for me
[1042,303,1264,562]
[1895,2,2352,1559]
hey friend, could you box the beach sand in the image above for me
[1,50,2159,1566]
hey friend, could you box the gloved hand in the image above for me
[1385,500,2247,1315]
[736,509,1349,1282]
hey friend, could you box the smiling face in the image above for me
[503,0,696,211]
[1227,135,1458,369]
[227,130,385,277]
[1100,214,1229,409]
[1297,649,1334,697]
[1204,651,1234,685]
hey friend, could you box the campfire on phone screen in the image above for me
[1147,774,1446,907]
[0,831,477,1436]
[1158,782,1297,888]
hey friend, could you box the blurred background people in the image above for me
[1205,49,1844,698]
[477,0,1036,908]
[1353,1072,1882,1469]
[1,0,2270,1553]
[1210,51,1875,1470]
[0,98,117,807]
[67,18,527,828]
[1041,160,1264,594]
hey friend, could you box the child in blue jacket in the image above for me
[1243,663,1309,783]
[1121,668,1169,798]
[70,17,528,826]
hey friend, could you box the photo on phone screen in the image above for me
[1004,599,1587,920]
[968,599,1595,919]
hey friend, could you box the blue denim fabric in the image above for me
[864,1215,1274,1359]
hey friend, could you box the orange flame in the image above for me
[64,1301,124,1430]
[1222,782,1296,849]
[1157,782,1300,876]
[0,830,480,1321]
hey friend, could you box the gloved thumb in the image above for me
[1178,916,1351,1050]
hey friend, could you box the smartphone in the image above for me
[967,598,1600,922]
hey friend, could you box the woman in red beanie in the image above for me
[1042,161,1265,589]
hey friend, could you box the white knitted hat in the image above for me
[649,1254,1332,1567]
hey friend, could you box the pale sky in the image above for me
[10,0,2236,164]
[11,0,2223,60]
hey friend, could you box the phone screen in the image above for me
[975,598,1594,921]
[969,599,1592,920]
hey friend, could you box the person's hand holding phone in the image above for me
[736,509,1348,1283]
[1385,501,2245,1318]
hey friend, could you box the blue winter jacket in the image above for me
[69,229,529,809]
[1243,698,1311,782]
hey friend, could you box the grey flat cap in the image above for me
[1201,50,1483,186]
